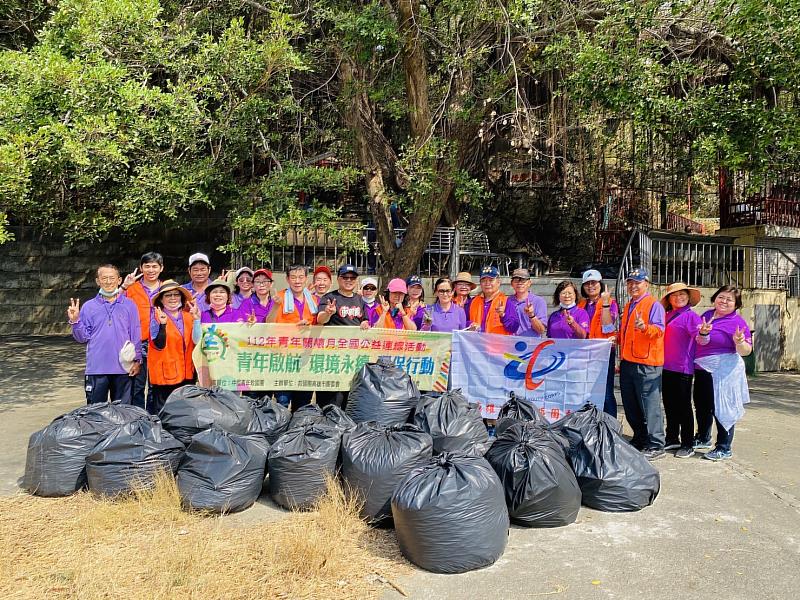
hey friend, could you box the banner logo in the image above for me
[503,340,566,390]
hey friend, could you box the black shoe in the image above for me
[664,442,681,451]
[642,448,666,461]
[675,447,695,459]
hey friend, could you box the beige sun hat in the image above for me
[453,271,477,290]
[152,279,193,307]
[660,282,702,308]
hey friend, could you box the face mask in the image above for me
[99,287,120,298]
[363,297,376,306]
[560,302,576,310]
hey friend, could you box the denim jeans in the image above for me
[276,391,313,412]
[693,368,735,451]
[619,360,665,450]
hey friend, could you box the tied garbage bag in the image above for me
[176,427,269,513]
[346,359,420,425]
[550,402,622,435]
[248,396,291,444]
[321,404,356,433]
[413,390,490,456]
[341,423,433,523]
[268,424,341,510]
[159,386,254,445]
[391,452,509,574]
[22,412,112,497]
[561,417,660,512]
[485,422,581,527]
[288,404,327,430]
[495,393,546,437]
[79,401,150,426]
[86,416,184,497]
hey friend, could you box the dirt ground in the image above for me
[2,336,799,600]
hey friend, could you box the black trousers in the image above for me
[85,374,132,404]
[148,380,192,416]
[315,391,348,411]
[661,369,694,448]
[693,368,736,451]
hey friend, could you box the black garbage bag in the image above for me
[288,404,326,430]
[268,424,341,510]
[247,396,291,444]
[86,416,184,497]
[561,418,660,512]
[159,385,254,445]
[22,411,112,497]
[485,422,581,527]
[495,393,546,437]
[321,404,356,433]
[550,402,621,435]
[78,401,150,426]
[341,423,433,523]
[176,427,269,513]
[413,390,490,456]
[391,452,509,574]
[346,359,420,426]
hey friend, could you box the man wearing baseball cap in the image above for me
[182,252,212,312]
[618,267,667,460]
[506,268,547,337]
[467,266,519,334]
[316,264,370,409]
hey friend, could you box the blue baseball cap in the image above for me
[625,267,650,282]
[480,265,500,280]
[406,275,423,287]
[338,264,359,277]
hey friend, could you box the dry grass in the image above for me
[0,472,409,599]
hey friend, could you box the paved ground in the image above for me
[2,336,798,599]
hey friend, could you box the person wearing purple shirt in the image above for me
[546,281,589,339]
[660,283,703,458]
[693,285,753,460]
[360,278,382,326]
[238,269,274,322]
[420,277,468,332]
[507,268,547,337]
[453,272,475,325]
[68,264,142,404]
[200,278,240,323]
[405,275,427,330]
[231,267,254,309]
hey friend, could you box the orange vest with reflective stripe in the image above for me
[469,293,510,335]
[619,294,664,366]
[577,298,617,340]
[274,290,317,324]
[125,281,158,341]
[376,305,413,330]
[148,311,195,385]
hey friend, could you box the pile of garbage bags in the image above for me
[413,389,491,456]
[346,359,419,425]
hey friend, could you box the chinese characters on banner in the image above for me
[193,323,452,392]
[449,331,612,421]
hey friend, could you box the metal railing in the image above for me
[232,224,511,277]
[615,229,800,302]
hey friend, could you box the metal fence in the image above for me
[614,230,800,304]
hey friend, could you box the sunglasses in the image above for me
[340,275,357,281]
[362,286,377,291]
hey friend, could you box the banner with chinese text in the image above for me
[193,323,452,392]
[450,331,612,421]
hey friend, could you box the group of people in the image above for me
[68,251,752,462]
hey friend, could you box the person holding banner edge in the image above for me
[618,267,667,461]
[420,277,467,332]
[578,269,619,417]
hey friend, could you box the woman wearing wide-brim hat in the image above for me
[452,271,476,320]
[148,280,202,414]
[201,278,240,323]
[660,282,703,458]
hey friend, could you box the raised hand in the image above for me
[394,302,405,315]
[247,309,257,325]
[733,325,746,345]
[524,303,535,317]
[634,311,646,331]
[698,317,713,336]
[325,298,337,315]
[123,267,140,288]
[495,301,506,318]
[67,298,80,322]
[155,306,168,324]
[187,301,201,320]
[564,309,575,326]
[380,296,390,311]
[600,291,611,305]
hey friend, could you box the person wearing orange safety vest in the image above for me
[467,266,519,334]
[266,264,318,411]
[121,251,164,410]
[376,278,418,330]
[578,269,619,418]
[618,267,666,461]
[147,280,202,415]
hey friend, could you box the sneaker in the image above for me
[675,447,695,459]
[704,448,732,461]
[693,438,713,450]
[642,448,666,461]
[664,442,681,451]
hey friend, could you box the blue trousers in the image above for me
[85,374,133,405]
[619,360,665,450]
[276,391,313,412]
[130,340,149,409]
